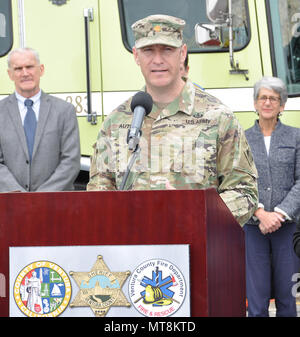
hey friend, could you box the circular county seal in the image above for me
[129,258,186,317]
[14,261,72,317]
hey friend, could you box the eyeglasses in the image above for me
[257,96,281,104]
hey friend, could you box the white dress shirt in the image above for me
[15,90,41,125]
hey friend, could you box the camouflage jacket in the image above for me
[87,80,258,226]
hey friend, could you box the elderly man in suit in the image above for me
[244,76,300,317]
[0,47,80,192]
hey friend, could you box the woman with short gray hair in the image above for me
[244,76,300,317]
[253,76,288,107]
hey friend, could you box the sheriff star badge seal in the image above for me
[69,255,131,317]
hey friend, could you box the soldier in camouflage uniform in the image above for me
[87,14,258,226]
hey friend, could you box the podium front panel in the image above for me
[0,189,245,316]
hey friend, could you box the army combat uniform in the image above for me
[87,79,258,226]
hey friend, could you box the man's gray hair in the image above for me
[253,76,288,106]
[7,47,40,68]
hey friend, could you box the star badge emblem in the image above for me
[69,255,131,317]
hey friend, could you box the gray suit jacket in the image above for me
[245,120,300,223]
[0,92,80,192]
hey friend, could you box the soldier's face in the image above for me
[133,44,186,91]
[8,51,44,98]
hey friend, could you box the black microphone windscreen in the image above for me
[130,91,153,115]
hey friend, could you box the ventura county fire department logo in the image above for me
[129,259,186,317]
[69,255,131,317]
[14,261,72,317]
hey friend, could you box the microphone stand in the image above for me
[119,134,141,191]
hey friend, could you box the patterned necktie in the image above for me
[24,99,37,162]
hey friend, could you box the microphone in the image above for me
[127,91,153,151]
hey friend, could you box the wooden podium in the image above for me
[0,188,245,316]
